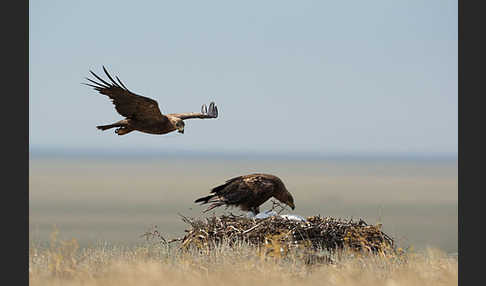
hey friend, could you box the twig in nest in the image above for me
[242,222,264,234]
[178,212,194,225]
[168,237,184,244]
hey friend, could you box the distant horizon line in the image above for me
[29,146,458,161]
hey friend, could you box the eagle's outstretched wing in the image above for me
[84,66,167,122]
[169,102,218,120]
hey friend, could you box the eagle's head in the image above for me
[276,189,295,210]
[170,118,185,134]
[285,192,295,210]
[176,120,185,134]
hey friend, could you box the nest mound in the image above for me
[179,214,395,255]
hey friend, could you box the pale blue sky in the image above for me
[29,0,457,155]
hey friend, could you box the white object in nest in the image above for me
[247,210,278,219]
[254,210,278,219]
[247,210,307,222]
[280,214,307,222]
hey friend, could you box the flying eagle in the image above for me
[194,173,295,215]
[84,66,218,136]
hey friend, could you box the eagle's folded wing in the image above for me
[221,188,253,204]
[85,66,167,123]
[169,102,218,120]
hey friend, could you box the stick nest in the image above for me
[176,213,395,255]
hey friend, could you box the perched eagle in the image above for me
[84,66,218,136]
[195,173,295,215]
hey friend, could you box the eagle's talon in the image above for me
[201,104,207,114]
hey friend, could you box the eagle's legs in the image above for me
[114,126,134,136]
[97,119,128,132]
[95,119,134,135]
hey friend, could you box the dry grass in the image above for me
[29,229,457,286]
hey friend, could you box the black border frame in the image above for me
[20,0,468,285]
[6,0,28,284]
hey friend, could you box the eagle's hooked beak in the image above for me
[289,202,295,210]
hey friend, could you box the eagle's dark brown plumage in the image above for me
[195,173,295,215]
[84,66,218,136]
